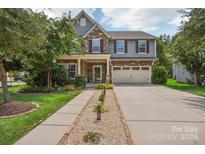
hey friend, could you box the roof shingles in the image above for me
[108,31,157,39]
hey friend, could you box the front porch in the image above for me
[58,54,111,83]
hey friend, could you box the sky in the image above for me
[35,8,186,36]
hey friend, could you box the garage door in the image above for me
[112,66,151,83]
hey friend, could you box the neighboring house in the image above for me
[58,10,157,83]
[172,59,195,83]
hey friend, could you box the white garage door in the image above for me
[112,66,151,83]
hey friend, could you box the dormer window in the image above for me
[80,18,86,26]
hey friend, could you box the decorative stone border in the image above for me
[0,103,39,119]
[59,89,131,145]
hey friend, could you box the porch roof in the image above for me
[57,54,111,60]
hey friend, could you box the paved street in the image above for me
[114,84,205,144]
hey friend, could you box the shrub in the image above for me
[99,94,105,103]
[83,131,102,144]
[95,84,114,89]
[42,87,56,93]
[74,75,86,88]
[93,101,109,113]
[26,65,69,87]
[152,66,168,84]
[17,85,56,93]
[17,85,42,93]
[58,84,75,92]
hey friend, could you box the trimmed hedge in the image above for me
[96,84,114,89]
[152,66,168,84]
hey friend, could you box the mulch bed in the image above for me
[59,89,130,145]
[0,102,37,117]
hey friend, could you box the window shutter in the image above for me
[114,40,117,53]
[89,39,92,53]
[100,39,104,53]
[136,40,138,53]
[125,40,128,53]
[146,40,149,53]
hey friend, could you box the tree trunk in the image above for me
[47,68,52,88]
[195,72,203,87]
[0,58,10,103]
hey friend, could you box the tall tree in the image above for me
[0,9,48,103]
[172,9,205,86]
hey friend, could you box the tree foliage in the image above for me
[0,9,49,103]
[155,34,172,77]
[171,9,205,86]
[25,15,84,88]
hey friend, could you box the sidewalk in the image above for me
[15,89,95,145]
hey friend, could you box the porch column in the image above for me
[77,59,81,75]
[106,58,110,83]
[106,58,110,75]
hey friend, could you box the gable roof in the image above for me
[74,10,96,24]
[74,10,157,40]
[82,23,111,38]
[108,31,157,39]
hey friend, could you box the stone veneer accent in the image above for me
[111,60,154,66]
[84,26,109,53]
[86,62,107,83]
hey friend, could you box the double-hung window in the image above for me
[138,40,146,53]
[116,40,125,54]
[92,39,100,53]
[67,64,77,79]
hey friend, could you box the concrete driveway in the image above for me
[114,84,205,144]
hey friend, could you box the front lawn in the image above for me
[0,86,80,144]
[165,79,205,97]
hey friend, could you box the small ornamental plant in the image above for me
[83,131,102,144]
[93,101,109,113]
[96,103,101,120]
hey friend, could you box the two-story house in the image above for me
[58,10,157,83]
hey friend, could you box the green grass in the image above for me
[0,86,80,145]
[165,79,205,97]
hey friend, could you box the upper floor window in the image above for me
[138,40,146,53]
[116,40,125,54]
[80,18,86,26]
[92,39,100,53]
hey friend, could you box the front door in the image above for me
[93,65,102,82]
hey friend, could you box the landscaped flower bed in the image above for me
[0,102,38,118]
[59,89,130,145]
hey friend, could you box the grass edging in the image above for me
[165,79,205,97]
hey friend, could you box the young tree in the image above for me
[0,9,49,103]
[26,15,84,88]
[172,9,205,86]
[155,35,172,76]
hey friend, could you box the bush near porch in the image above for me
[0,86,80,144]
